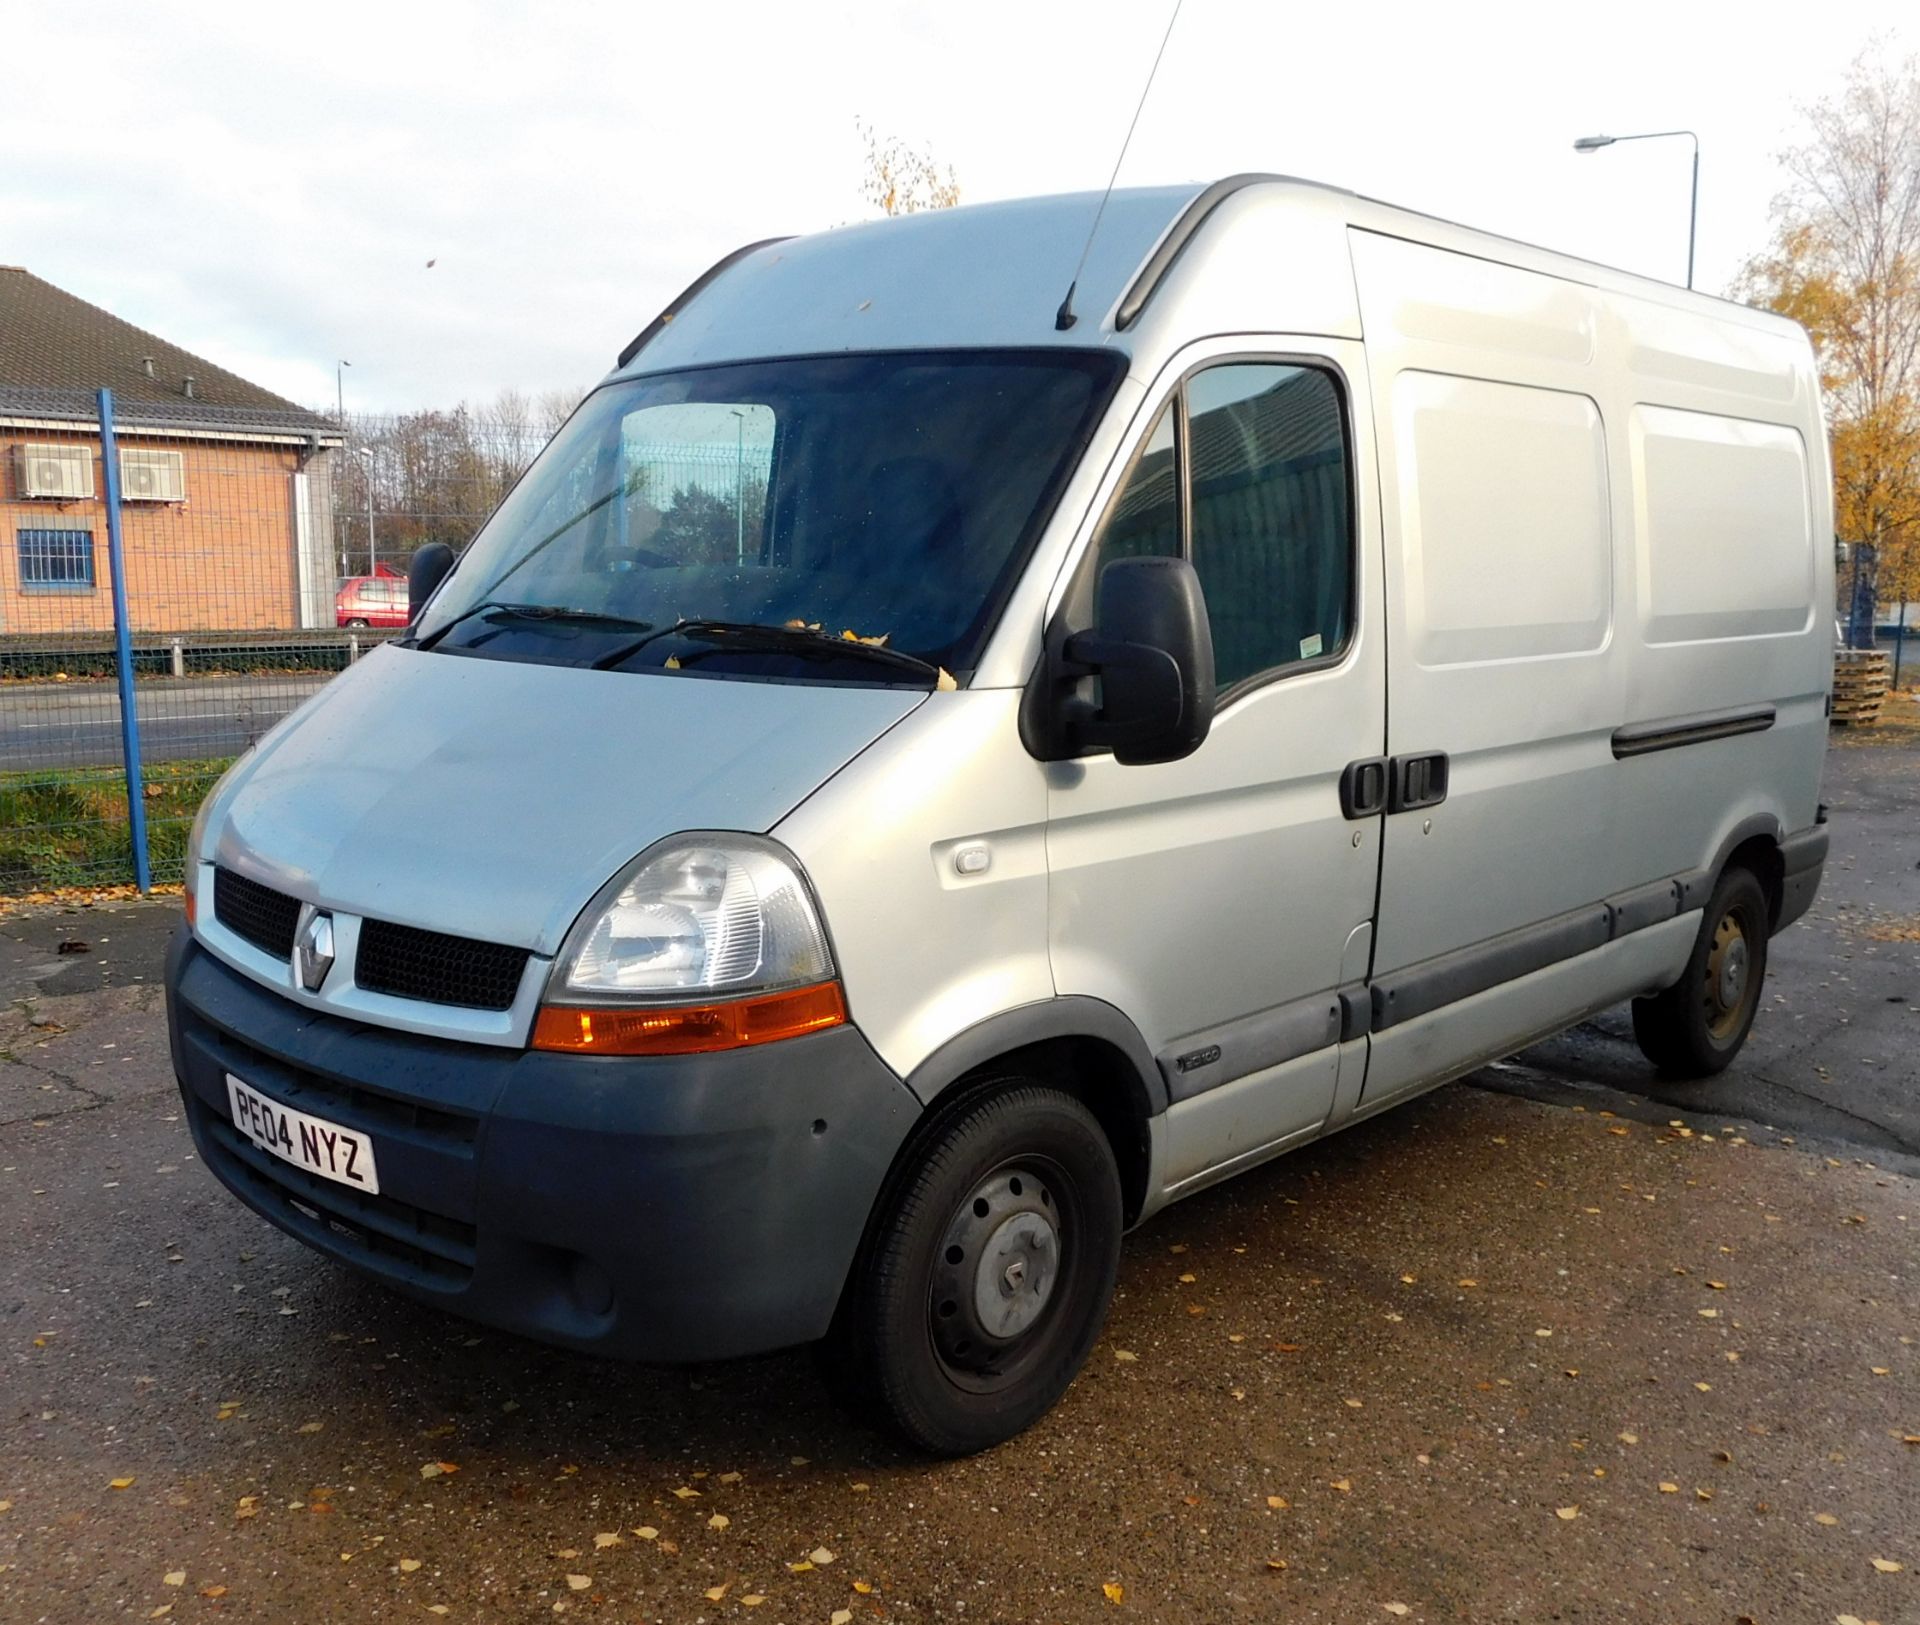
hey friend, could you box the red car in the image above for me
[335,570,410,628]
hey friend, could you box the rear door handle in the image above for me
[1388,751,1449,813]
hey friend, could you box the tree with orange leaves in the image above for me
[1740,45,1920,617]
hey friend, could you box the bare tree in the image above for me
[857,117,961,216]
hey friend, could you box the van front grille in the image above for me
[356,919,529,1012]
[213,868,301,958]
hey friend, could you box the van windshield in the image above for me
[414,349,1122,683]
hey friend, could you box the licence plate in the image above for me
[226,1074,380,1196]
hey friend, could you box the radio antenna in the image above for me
[1055,0,1185,331]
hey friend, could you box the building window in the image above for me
[18,528,97,592]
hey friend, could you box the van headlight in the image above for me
[533,836,845,1055]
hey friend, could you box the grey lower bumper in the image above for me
[166,931,922,1362]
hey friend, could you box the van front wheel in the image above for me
[1631,866,1770,1078]
[829,1083,1123,1456]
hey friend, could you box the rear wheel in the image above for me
[826,1083,1122,1456]
[344,617,370,628]
[1631,866,1770,1078]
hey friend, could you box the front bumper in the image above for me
[166,931,921,1362]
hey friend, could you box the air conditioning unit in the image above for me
[120,448,186,502]
[12,443,95,500]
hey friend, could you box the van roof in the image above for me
[613,175,1802,380]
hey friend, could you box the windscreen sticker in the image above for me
[1299,632,1324,660]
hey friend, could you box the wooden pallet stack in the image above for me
[1831,648,1891,726]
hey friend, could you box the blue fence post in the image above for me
[97,387,152,893]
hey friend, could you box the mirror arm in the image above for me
[1060,632,1184,750]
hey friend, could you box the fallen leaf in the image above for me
[109,1477,136,1490]
[1178,1272,1197,1284]
[790,1456,810,1467]
[198,1586,228,1599]
[1872,1558,1904,1573]
[810,1547,836,1565]
[1618,1432,1639,1445]
[1555,1506,1579,1521]
[672,1485,701,1500]
[555,1550,581,1561]
[0,1501,10,1514]
[1112,1349,1138,1363]
[1266,1495,1289,1510]
[564,1574,591,1592]
[833,1612,855,1625]
[708,1514,729,1531]
[148,1609,172,1621]
[1659,1482,1680,1494]
[1384,1607,1410,1618]
[1696,1488,1715,1502]
[742,1597,766,1608]
[1330,1479,1352,1493]
[163,1571,187,1587]
[788,1561,815,1574]
[1535,1329,1554,1339]
[1399,1274,1417,1285]
[1345,1398,1364,1409]
[703,1583,729,1601]
[400,1559,423,1572]
[297,1421,324,1434]
[1837,1616,1867,1625]
[1695,1383,1713,1392]
[1457,1278,1479,1288]
[1265,1558,1288,1572]
[1871,1367,1891,1376]
[1708,1281,1727,1290]
[718,1471,743,1484]
[852,1581,874,1595]
[1102,1583,1124,1605]
[1699,1309,1720,1319]
[428,1610,450,1618]
[632,1527,658,1540]
[1816,1513,1840,1526]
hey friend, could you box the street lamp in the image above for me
[1572,129,1700,289]
[354,445,377,575]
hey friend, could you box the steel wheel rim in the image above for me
[927,1157,1075,1393]
[1702,905,1756,1041]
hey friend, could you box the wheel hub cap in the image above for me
[1717,936,1749,1008]
[931,1166,1061,1371]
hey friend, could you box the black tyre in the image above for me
[1631,866,1770,1078]
[827,1083,1123,1456]
[345,617,370,628]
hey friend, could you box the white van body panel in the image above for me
[775,689,1053,1083]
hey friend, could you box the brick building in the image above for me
[0,267,340,635]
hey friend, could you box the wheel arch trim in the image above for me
[902,996,1168,1117]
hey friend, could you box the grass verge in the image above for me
[0,758,230,895]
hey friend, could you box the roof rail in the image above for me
[615,236,795,369]
[1116,173,1346,331]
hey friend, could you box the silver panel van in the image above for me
[166,175,1832,1453]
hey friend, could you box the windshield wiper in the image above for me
[592,618,943,683]
[414,602,654,651]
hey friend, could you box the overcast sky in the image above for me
[4,1,1911,414]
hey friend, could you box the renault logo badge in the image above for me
[293,903,335,993]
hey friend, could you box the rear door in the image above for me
[1044,341,1386,1192]
[1348,232,1632,1108]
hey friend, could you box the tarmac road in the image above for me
[0,674,333,771]
[1,723,1916,1623]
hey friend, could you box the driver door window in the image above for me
[1089,362,1353,695]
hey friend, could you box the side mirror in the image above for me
[1062,556,1215,765]
[407,543,456,624]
